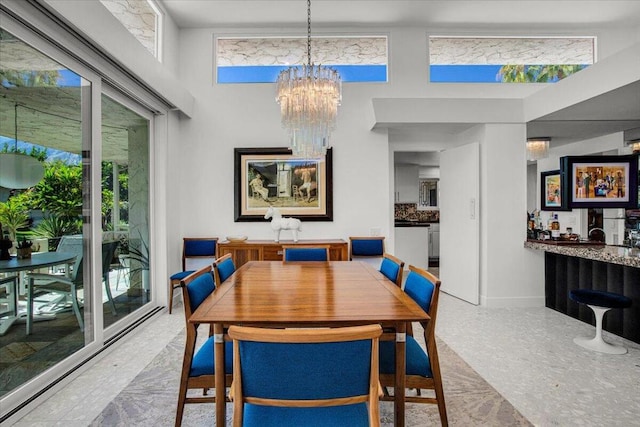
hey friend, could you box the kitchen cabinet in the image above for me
[394,165,419,203]
[419,179,439,208]
[429,223,440,258]
[394,225,429,270]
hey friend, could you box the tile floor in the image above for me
[8,291,640,426]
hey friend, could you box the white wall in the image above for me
[177,28,390,244]
[480,124,544,306]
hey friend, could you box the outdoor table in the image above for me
[0,252,77,335]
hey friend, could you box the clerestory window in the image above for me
[429,36,595,83]
[99,0,162,60]
[216,36,388,83]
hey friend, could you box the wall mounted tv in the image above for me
[560,155,639,209]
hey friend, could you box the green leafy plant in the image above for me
[33,216,81,239]
[33,216,81,251]
[0,197,30,242]
[126,232,149,273]
[17,237,33,249]
[31,161,83,222]
[497,64,588,83]
[0,142,48,161]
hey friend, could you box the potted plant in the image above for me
[16,237,33,259]
[0,227,11,260]
[125,231,149,297]
[0,197,30,246]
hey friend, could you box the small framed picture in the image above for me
[540,170,567,211]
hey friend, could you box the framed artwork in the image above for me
[540,170,567,211]
[561,155,638,208]
[234,147,333,222]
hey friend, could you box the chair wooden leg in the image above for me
[174,388,186,427]
[169,279,179,314]
[429,346,448,427]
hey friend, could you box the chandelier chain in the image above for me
[307,0,312,66]
[275,0,342,159]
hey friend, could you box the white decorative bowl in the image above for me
[226,235,248,243]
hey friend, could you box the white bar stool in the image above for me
[569,289,632,355]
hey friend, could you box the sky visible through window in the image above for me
[216,36,388,84]
[429,36,595,83]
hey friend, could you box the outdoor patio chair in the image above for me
[26,240,119,331]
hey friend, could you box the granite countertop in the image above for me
[394,221,431,227]
[524,240,640,268]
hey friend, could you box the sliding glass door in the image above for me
[0,19,156,414]
[101,93,152,330]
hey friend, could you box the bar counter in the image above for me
[525,239,640,344]
[524,239,640,268]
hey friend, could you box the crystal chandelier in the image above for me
[275,0,341,159]
[526,137,550,161]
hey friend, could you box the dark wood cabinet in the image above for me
[219,239,348,268]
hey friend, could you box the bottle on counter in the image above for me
[527,212,535,239]
[547,212,555,233]
[551,214,560,240]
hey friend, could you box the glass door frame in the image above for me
[0,8,164,419]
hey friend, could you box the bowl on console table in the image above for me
[226,235,248,243]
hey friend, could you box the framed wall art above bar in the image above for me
[234,147,333,221]
[540,169,569,211]
[560,155,638,209]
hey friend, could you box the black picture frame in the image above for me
[561,155,638,208]
[540,169,568,211]
[234,147,333,222]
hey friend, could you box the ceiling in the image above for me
[160,1,640,28]
[527,80,640,146]
[161,0,640,163]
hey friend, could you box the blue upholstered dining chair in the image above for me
[349,236,385,268]
[282,245,330,262]
[379,253,405,287]
[378,265,448,426]
[175,265,233,427]
[228,324,383,427]
[168,237,218,314]
[213,253,236,286]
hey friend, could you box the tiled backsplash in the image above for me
[395,203,439,222]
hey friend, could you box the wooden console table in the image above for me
[218,239,348,268]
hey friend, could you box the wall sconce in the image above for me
[629,140,640,153]
[526,137,550,161]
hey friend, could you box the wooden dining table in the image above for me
[189,260,429,426]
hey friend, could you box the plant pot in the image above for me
[0,239,11,260]
[17,247,32,259]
